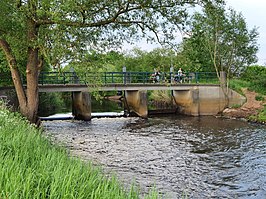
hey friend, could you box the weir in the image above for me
[68,86,245,120]
[0,71,246,120]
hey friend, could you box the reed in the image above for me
[0,103,159,199]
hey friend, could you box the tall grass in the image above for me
[228,79,250,95]
[0,102,159,199]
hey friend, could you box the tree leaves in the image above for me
[180,3,259,75]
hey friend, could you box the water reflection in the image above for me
[43,116,266,198]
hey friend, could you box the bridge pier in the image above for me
[72,91,91,121]
[124,90,148,118]
[173,88,200,116]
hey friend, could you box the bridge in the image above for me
[0,71,245,120]
[37,71,219,91]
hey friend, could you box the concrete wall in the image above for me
[173,86,246,116]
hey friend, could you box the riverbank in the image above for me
[222,88,266,124]
[0,104,157,199]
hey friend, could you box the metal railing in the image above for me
[0,71,220,86]
[38,71,220,85]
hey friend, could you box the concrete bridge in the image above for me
[37,71,245,120]
[0,71,246,120]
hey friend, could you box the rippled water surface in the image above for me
[43,115,266,198]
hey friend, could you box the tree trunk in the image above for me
[0,39,28,114]
[25,48,40,125]
[0,18,41,125]
[23,18,41,125]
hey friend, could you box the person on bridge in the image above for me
[154,68,161,83]
[175,68,183,83]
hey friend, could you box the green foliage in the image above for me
[38,93,68,116]
[229,79,250,95]
[229,66,266,123]
[255,95,265,102]
[258,105,266,122]
[150,90,172,102]
[241,65,266,95]
[0,51,12,86]
[66,51,125,73]
[91,95,123,112]
[0,1,28,72]
[0,106,159,198]
[149,90,173,109]
[241,65,266,81]
[66,47,183,80]
[123,47,177,72]
[1,0,216,70]
[180,4,259,74]
[249,105,266,123]
[230,104,242,109]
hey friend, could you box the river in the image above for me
[42,115,266,199]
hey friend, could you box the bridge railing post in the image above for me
[170,67,174,84]
[40,72,44,85]
[104,72,107,84]
[63,72,66,85]
[196,72,199,84]
[123,66,126,85]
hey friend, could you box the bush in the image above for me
[241,65,266,95]
[38,93,68,116]
[249,105,266,123]
[229,79,250,95]
[241,65,266,81]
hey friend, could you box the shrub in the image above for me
[241,65,266,95]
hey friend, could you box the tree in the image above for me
[119,47,176,72]
[180,3,259,76]
[0,0,223,124]
[66,50,125,74]
[179,3,259,103]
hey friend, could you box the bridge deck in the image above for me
[38,83,219,92]
[0,71,221,92]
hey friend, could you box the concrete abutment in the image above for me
[172,86,246,116]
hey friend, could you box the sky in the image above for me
[123,0,266,66]
[226,0,266,65]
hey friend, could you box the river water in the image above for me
[42,115,266,199]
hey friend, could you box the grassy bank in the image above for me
[0,104,158,199]
[229,78,266,123]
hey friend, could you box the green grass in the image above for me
[255,95,265,101]
[229,78,266,123]
[229,79,250,95]
[0,103,159,199]
[249,105,266,123]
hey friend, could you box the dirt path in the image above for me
[223,88,265,119]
